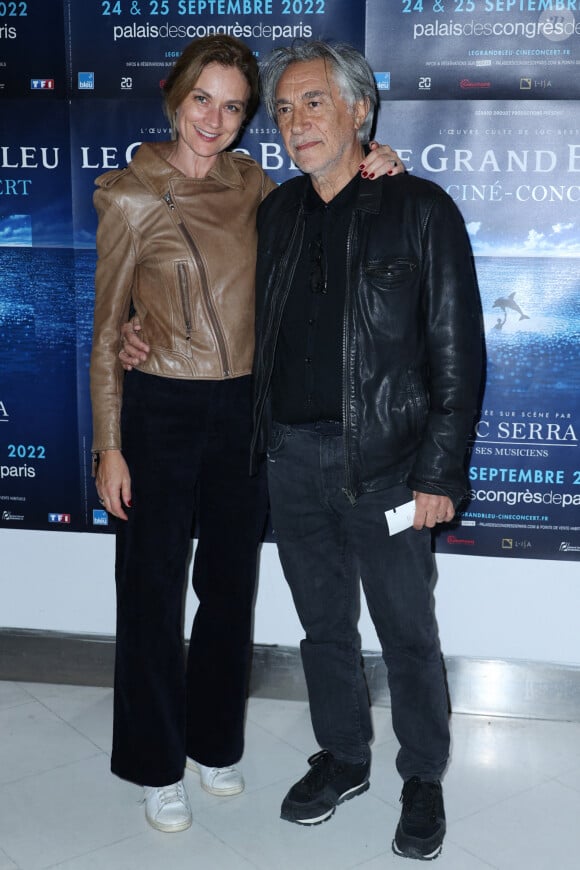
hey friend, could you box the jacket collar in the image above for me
[129,141,246,198]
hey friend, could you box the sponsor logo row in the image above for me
[3,510,578,551]
[1,511,109,526]
[22,73,558,95]
[443,529,580,555]
[377,73,556,94]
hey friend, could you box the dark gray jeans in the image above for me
[267,422,450,781]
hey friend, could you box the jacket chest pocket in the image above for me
[175,261,196,340]
[365,257,418,291]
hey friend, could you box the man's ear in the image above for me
[354,97,370,131]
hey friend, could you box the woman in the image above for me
[90,34,403,834]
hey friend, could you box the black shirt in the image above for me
[271,172,360,424]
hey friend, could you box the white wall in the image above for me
[1,527,578,667]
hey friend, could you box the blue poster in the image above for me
[66,0,364,100]
[366,0,580,101]
[1,0,67,99]
[66,0,366,533]
[0,100,81,531]
[375,98,580,560]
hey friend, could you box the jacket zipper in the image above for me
[163,190,231,376]
[177,262,192,340]
[341,211,358,506]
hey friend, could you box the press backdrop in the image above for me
[1,0,579,561]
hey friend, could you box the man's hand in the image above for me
[412,492,455,530]
[119,315,150,371]
[360,141,405,180]
[95,449,132,520]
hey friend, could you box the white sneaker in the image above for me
[187,758,245,796]
[143,780,192,832]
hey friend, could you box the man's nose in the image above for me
[291,105,309,132]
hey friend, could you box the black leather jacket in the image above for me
[251,172,483,506]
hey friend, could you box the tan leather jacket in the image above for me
[90,141,276,452]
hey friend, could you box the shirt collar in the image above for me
[304,172,361,214]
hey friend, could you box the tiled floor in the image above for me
[1,681,580,869]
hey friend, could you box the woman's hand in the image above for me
[119,315,150,371]
[360,141,405,180]
[95,449,132,520]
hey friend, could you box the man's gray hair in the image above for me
[260,41,378,143]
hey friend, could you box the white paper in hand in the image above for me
[384,499,416,535]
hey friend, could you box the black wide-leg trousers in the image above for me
[111,371,268,787]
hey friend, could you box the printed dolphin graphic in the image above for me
[492,292,530,321]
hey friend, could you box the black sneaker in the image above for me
[280,749,370,825]
[392,777,446,860]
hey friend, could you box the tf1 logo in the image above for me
[48,513,71,524]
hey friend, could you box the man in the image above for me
[251,41,482,860]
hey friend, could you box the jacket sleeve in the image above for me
[90,186,137,453]
[407,192,484,505]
